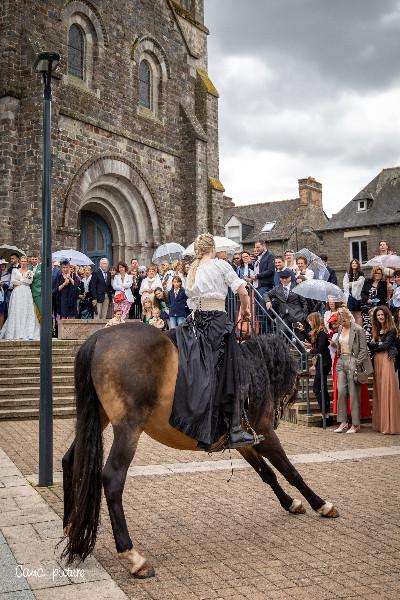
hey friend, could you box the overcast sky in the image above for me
[205,0,400,216]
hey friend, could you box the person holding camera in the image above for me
[52,259,80,319]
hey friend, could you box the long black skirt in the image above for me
[167,311,247,446]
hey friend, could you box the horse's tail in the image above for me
[62,333,103,564]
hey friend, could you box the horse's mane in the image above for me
[239,334,298,417]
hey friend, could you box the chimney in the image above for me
[298,177,322,208]
[223,195,235,208]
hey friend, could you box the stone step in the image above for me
[0,356,76,367]
[0,385,75,398]
[0,340,81,348]
[0,396,75,408]
[0,347,80,357]
[0,406,75,420]
[1,375,75,386]
[2,365,73,375]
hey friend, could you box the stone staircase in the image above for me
[0,340,80,420]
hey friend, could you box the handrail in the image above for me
[226,283,314,418]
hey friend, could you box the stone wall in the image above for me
[0,0,222,263]
[321,224,400,284]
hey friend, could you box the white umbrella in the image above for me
[52,249,94,266]
[0,244,25,261]
[152,243,185,264]
[184,236,240,257]
[364,255,400,269]
[293,280,345,303]
[295,248,329,281]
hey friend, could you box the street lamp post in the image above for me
[34,52,60,487]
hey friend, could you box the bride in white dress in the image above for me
[0,255,40,340]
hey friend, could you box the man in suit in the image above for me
[264,269,308,333]
[7,253,20,275]
[250,240,275,333]
[273,255,296,287]
[319,254,337,285]
[90,258,112,320]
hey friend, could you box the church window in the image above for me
[139,60,151,109]
[68,24,85,79]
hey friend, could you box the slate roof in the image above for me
[224,198,300,243]
[319,167,400,231]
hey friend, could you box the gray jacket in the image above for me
[337,323,373,375]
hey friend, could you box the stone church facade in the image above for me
[0,0,224,265]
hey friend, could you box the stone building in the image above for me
[316,167,400,283]
[223,177,328,256]
[0,0,224,265]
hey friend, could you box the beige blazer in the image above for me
[337,323,373,375]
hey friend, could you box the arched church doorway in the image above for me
[80,210,112,268]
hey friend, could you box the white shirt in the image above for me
[295,267,314,281]
[253,251,266,289]
[139,274,162,295]
[186,259,245,309]
[112,273,134,303]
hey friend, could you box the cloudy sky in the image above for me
[205,0,400,216]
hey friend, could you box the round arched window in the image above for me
[139,60,151,109]
[68,24,84,79]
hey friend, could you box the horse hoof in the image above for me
[322,506,340,518]
[317,502,340,518]
[288,499,306,514]
[133,562,156,579]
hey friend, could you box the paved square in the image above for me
[0,419,399,600]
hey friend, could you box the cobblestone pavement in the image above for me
[0,419,399,600]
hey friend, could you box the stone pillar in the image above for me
[0,96,20,243]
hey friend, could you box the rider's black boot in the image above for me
[227,407,265,449]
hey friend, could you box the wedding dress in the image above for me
[0,269,40,340]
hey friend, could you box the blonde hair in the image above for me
[187,233,215,288]
[337,306,352,324]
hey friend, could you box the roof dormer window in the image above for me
[261,221,276,232]
[357,200,367,212]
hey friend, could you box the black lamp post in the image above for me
[34,51,60,487]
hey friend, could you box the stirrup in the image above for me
[228,428,265,449]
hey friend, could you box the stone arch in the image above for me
[131,35,171,80]
[61,156,161,263]
[63,0,108,87]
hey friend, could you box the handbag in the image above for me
[347,293,362,312]
[353,366,369,385]
[114,291,126,303]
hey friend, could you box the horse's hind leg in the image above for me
[239,446,306,514]
[256,431,339,517]
[102,422,155,579]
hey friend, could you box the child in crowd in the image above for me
[142,299,153,325]
[153,287,169,320]
[105,307,125,328]
[148,306,165,331]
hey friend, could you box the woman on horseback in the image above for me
[169,233,264,449]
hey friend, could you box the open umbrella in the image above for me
[152,243,185,265]
[52,249,94,266]
[184,236,240,257]
[293,280,345,303]
[295,248,329,281]
[364,255,400,269]
[0,244,25,261]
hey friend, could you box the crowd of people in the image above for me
[0,237,399,435]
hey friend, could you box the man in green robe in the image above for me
[30,253,41,321]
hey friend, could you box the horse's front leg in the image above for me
[256,430,339,517]
[102,422,155,578]
[239,446,306,514]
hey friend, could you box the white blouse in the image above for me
[186,259,245,309]
[112,273,134,303]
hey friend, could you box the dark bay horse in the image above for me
[62,322,339,577]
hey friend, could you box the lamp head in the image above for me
[34,52,61,75]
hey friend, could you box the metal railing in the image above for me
[226,284,328,428]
